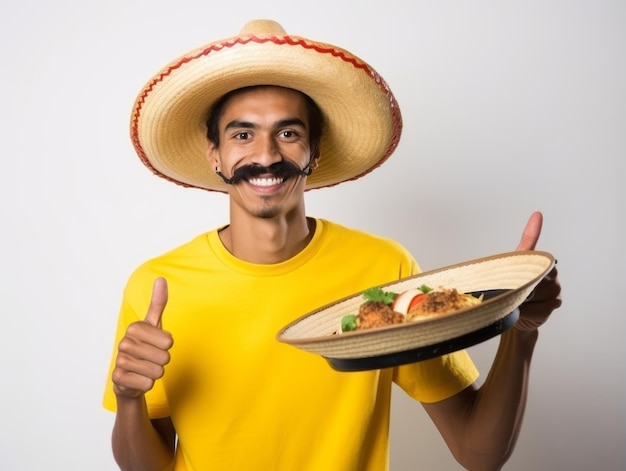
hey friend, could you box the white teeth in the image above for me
[248,177,283,187]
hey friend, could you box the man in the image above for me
[103,20,561,470]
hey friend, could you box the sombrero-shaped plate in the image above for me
[277,251,554,371]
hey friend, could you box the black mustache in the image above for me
[216,160,312,185]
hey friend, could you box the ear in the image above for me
[207,144,220,171]
[309,146,321,170]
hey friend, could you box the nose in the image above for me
[251,133,282,167]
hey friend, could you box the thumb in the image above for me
[144,277,168,327]
[516,211,543,251]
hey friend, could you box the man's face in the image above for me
[208,86,318,220]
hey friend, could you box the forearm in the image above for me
[462,328,538,469]
[112,395,175,471]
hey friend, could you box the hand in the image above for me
[112,277,174,398]
[514,212,562,332]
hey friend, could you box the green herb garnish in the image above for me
[418,284,433,294]
[362,286,398,305]
[341,314,358,332]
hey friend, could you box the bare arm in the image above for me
[112,398,176,471]
[110,277,176,471]
[423,328,538,470]
[423,213,562,470]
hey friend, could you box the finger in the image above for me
[118,333,172,364]
[516,211,543,251]
[144,277,168,327]
[529,267,561,300]
[112,369,160,398]
[116,351,169,380]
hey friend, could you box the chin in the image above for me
[257,210,280,219]
[253,206,282,219]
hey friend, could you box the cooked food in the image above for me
[405,288,481,320]
[357,301,405,330]
[340,285,482,333]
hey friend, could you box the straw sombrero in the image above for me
[277,251,555,371]
[130,19,402,192]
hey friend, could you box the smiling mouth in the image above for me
[247,176,284,187]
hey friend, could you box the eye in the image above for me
[278,130,301,140]
[234,131,251,140]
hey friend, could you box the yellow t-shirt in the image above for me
[103,219,478,470]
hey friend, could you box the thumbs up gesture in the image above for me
[112,278,174,398]
[515,212,562,332]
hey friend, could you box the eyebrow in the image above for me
[224,117,307,131]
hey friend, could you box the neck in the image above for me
[219,213,315,264]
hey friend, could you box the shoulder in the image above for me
[319,219,412,256]
[316,219,419,277]
[125,230,217,289]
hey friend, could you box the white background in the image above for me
[1,0,624,469]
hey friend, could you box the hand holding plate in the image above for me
[515,212,562,332]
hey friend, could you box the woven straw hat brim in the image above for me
[131,20,402,192]
[276,251,555,360]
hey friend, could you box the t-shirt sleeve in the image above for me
[388,237,478,402]
[392,350,479,403]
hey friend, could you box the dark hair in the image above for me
[205,86,324,155]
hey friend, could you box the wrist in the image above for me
[114,391,148,413]
[508,325,539,346]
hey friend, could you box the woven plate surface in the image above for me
[276,251,554,364]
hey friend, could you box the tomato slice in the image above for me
[392,289,428,314]
[407,293,427,311]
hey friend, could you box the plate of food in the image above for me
[276,250,555,371]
